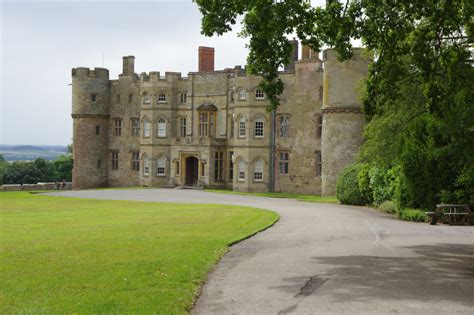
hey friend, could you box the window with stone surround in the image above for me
[131,152,140,171]
[238,159,245,181]
[229,151,234,180]
[157,118,167,138]
[180,93,187,104]
[157,157,166,176]
[143,156,150,176]
[239,89,246,100]
[131,119,140,137]
[143,94,151,104]
[239,117,246,138]
[91,93,97,102]
[179,117,187,138]
[143,120,151,138]
[158,93,167,103]
[114,119,122,136]
[95,125,101,136]
[316,151,322,177]
[279,152,289,175]
[199,112,215,137]
[279,115,289,138]
[128,94,133,103]
[254,117,264,138]
[254,159,263,181]
[176,161,180,176]
[111,151,119,170]
[214,151,224,181]
[230,117,235,138]
[316,115,323,139]
[255,89,265,100]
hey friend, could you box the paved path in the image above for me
[48,189,474,314]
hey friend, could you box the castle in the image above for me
[71,41,370,195]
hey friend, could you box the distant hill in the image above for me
[0,145,70,161]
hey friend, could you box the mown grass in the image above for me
[206,189,338,203]
[0,192,278,314]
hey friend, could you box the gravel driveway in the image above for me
[48,189,474,314]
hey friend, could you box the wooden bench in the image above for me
[426,204,472,225]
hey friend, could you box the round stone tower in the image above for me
[71,67,110,189]
[321,48,371,196]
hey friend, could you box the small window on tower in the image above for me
[128,94,133,103]
[91,93,97,102]
[95,125,101,135]
[116,94,121,103]
[180,93,187,104]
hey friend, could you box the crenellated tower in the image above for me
[71,67,110,189]
[321,48,371,195]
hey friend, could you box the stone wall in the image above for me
[1,182,72,192]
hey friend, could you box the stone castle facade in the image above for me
[72,41,370,195]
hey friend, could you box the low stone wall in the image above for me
[0,182,73,192]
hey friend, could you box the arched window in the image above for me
[239,89,246,100]
[143,156,150,176]
[158,93,167,103]
[238,160,245,181]
[239,117,246,138]
[254,117,264,138]
[255,89,265,100]
[157,157,166,176]
[157,118,166,137]
[254,159,263,181]
[143,120,151,138]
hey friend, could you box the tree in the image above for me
[54,155,73,182]
[0,154,10,185]
[195,0,473,208]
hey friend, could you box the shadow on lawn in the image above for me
[306,243,474,305]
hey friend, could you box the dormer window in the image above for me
[158,93,167,103]
[255,89,265,100]
[239,89,246,100]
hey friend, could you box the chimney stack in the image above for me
[122,56,135,76]
[284,38,299,71]
[198,46,215,72]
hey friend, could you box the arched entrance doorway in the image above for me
[185,156,199,186]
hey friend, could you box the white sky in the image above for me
[1,0,326,145]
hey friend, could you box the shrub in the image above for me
[336,164,371,205]
[378,200,396,214]
[397,208,428,222]
[369,166,396,205]
[357,163,373,204]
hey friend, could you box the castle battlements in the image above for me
[72,67,109,78]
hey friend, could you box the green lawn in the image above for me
[0,192,278,314]
[206,189,338,203]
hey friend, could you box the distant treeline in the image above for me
[0,155,73,185]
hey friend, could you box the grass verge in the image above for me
[205,189,338,203]
[0,192,278,314]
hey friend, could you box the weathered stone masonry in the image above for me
[72,42,370,195]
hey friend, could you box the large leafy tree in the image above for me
[195,0,473,208]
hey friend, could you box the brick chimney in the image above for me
[198,46,215,72]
